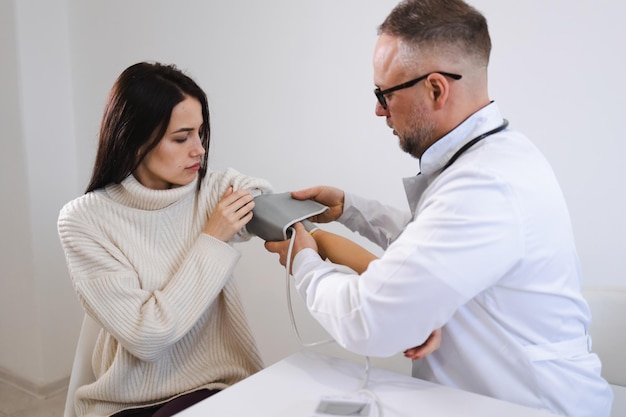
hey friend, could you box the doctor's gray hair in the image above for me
[378,0,491,68]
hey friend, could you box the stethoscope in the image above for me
[440,119,509,172]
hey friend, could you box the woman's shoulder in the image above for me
[202,168,273,195]
[58,189,110,223]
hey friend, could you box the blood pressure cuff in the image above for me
[247,192,328,241]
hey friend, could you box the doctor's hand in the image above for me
[264,222,318,273]
[291,186,345,223]
[404,329,442,360]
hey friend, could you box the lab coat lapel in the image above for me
[403,174,429,217]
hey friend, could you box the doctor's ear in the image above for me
[425,74,450,109]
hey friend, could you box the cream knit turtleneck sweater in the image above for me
[58,168,272,417]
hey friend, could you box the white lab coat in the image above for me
[292,103,613,416]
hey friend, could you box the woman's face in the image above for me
[134,96,206,190]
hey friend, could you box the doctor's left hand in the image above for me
[404,329,442,360]
[264,222,317,273]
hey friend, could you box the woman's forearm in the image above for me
[311,230,377,274]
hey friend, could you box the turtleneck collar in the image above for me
[105,175,198,211]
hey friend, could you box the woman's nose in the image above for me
[192,135,205,156]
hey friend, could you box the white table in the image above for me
[176,350,559,417]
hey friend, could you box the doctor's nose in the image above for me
[375,101,389,117]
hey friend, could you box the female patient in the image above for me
[58,62,271,417]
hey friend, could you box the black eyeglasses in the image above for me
[374,71,462,110]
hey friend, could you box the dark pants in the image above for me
[112,389,219,417]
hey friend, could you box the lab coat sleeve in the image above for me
[292,165,524,357]
[292,248,465,357]
[339,192,412,249]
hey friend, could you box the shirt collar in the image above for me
[419,102,504,176]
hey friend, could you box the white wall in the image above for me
[0,0,82,396]
[2,0,625,391]
[0,0,39,390]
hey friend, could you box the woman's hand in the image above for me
[204,187,255,242]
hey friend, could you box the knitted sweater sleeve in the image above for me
[57,169,272,362]
[58,205,244,362]
[208,167,274,242]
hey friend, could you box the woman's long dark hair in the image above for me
[85,62,211,193]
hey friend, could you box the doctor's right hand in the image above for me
[291,186,345,223]
[264,222,318,274]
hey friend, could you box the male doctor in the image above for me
[265,0,613,416]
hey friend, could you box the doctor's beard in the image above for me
[398,100,437,159]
